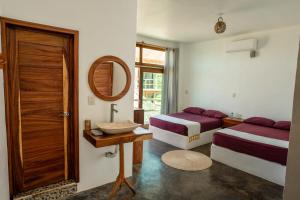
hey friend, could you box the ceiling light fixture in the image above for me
[214,14,226,34]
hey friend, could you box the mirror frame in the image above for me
[88,55,131,101]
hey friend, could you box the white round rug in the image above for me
[161,150,212,171]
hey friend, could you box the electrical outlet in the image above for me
[88,96,95,105]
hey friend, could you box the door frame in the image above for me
[0,17,79,198]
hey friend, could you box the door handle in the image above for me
[59,112,70,117]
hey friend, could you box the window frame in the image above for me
[135,42,166,110]
[135,42,166,69]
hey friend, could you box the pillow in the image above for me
[183,107,205,115]
[202,110,228,119]
[273,121,291,130]
[244,117,275,127]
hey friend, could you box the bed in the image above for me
[210,117,290,186]
[149,107,226,149]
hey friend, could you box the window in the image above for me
[142,48,165,65]
[135,42,166,67]
[134,43,166,123]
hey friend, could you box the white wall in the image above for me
[137,34,179,48]
[0,0,137,198]
[179,26,300,120]
[0,71,9,200]
[0,4,10,200]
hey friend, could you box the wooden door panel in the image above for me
[2,18,79,197]
[21,120,63,134]
[19,42,63,57]
[22,145,64,164]
[20,92,63,103]
[93,62,113,96]
[23,146,64,160]
[16,29,65,46]
[22,143,64,160]
[20,80,62,92]
[20,66,63,80]
[23,159,65,189]
[21,106,63,116]
[18,55,63,68]
[10,28,68,191]
[20,95,63,117]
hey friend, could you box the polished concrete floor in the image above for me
[67,140,284,200]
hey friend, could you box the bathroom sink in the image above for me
[97,120,141,134]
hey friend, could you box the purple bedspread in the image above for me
[231,123,289,141]
[213,123,289,165]
[149,112,222,136]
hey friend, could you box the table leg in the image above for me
[133,141,144,164]
[108,143,136,199]
[124,178,136,194]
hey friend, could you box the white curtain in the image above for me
[162,48,179,114]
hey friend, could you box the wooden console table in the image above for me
[83,127,152,199]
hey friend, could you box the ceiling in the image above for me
[137,0,300,43]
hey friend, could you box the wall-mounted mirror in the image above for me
[88,56,131,101]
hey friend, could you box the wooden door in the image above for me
[3,21,77,194]
[93,62,113,96]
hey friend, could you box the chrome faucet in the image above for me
[110,104,118,122]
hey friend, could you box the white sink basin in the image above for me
[97,120,141,134]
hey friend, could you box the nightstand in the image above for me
[223,117,244,128]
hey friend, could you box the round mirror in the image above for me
[88,56,131,101]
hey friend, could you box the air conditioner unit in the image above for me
[226,39,258,57]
